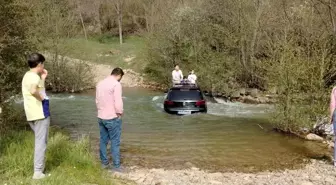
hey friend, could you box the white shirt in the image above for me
[188,74,197,84]
[172,70,183,82]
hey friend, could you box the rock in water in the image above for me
[305,133,324,141]
[313,117,334,136]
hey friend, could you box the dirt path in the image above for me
[92,63,143,87]
[114,160,336,185]
[44,53,144,88]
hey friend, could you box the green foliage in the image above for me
[0,103,26,133]
[19,0,95,92]
[0,130,122,185]
[0,0,31,104]
[0,0,32,132]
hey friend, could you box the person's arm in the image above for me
[29,80,44,102]
[180,71,183,79]
[114,82,123,117]
[330,87,336,123]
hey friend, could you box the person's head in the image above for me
[183,76,187,79]
[191,70,194,74]
[111,67,124,81]
[174,64,180,71]
[27,53,45,73]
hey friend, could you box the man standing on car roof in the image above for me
[172,64,183,85]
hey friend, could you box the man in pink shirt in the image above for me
[96,67,124,172]
[330,86,336,167]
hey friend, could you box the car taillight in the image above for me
[164,100,174,105]
[196,100,206,106]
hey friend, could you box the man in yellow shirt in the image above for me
[22,53,50,180]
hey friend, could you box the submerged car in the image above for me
[164,83,207,115]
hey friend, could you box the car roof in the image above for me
[170,83,200,91]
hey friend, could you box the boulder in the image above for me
[305,133,324,141]
[243,95,259,104]
[250,88,259,98]
[230,91,241,99]
[257,97,268,104]
[239,88,246,95]
[327,140,334,148]
[313,117,333,136]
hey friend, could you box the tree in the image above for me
[112,0,124,44]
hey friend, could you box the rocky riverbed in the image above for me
[113,160,336,185]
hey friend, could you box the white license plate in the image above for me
[178,110,192,115]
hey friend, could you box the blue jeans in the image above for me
[98,118,122,168]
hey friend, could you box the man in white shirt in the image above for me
[172,64,183,85]
[188,70,197,84]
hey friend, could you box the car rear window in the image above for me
[168,89,203,100]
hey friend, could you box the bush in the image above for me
[44,53,94,92]
[0,103,26,133]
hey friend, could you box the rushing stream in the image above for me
[47,88,327,172]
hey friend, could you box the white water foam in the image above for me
[152,96,161,101]
[207,101,272,117]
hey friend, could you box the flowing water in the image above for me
[48,88,327,172]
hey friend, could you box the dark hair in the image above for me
[183,76,187,79]
[27,53,45,68]
[174,64,179,67]
[111,67,124,76]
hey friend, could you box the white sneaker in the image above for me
[32,172,46,180]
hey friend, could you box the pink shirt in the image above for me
[96,76,123,120]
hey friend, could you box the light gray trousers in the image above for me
[29,117,50,173]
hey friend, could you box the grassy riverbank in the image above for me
[0,128,130,185]
[58,36,147,73]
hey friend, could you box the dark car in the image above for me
[164,83,207,115]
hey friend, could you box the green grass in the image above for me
[58,35,147,73]
[0,129,131,185]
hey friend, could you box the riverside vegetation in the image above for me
[0,0,123,184]
[1,0,336,183]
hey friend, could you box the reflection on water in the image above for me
[48,88,327,172]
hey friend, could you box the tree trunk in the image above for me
[116,1,123,44]
[76,0,87,40]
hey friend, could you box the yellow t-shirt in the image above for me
[22,71,50,121]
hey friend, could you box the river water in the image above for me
[47,88,327,172]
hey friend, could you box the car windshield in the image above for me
[168,89,203,101]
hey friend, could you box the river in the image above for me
[47,87,327,172]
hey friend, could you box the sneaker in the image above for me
[110,166,127,173]
[101,163,110,169]
[32,172,46,180]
